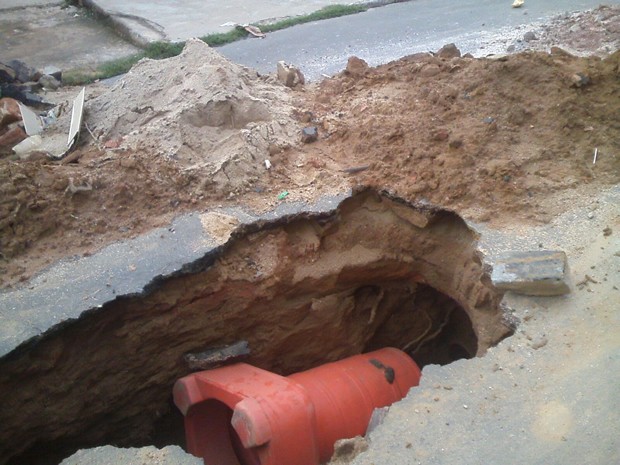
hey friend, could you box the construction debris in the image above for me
[491,250,571,296]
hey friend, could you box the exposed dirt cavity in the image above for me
[0,190,511,464]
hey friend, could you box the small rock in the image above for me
[507,44,516,53]
[41,65,62,81]
[0,124,27,148]
[345,56,369,77]
[523,31,538,42]
[491,250,571,296]
[431,128,450,141]
[301,126,318,143]
[0,97,22,126]
[120,157,137,169]
[420,64,441,77]
[587,212,595,220]
[6,59,41,83]
[0,63,17,83]
[449,138,463,149]
[276,61,305,88]
[570,73,591,88]
[38,74,61,90]
[437,43,461,59]
[603,227,612,237]
[104,137,123,149]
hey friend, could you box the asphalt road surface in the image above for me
[219,0,620,81]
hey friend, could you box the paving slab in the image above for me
[491,250,571,296]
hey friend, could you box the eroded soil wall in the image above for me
[0,191,511,463]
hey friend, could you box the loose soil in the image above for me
[1,6,619,291]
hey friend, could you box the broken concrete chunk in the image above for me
[276,61,305,87]
[12,134,42,157]
[491,250,570,296]
[301,126,318,143]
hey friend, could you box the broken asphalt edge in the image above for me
[80,0,413,49]
[0,188,464,362]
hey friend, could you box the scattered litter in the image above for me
[220,21,238,27]
[277,191,289,200]
[593,147,598,164]
[18,103,43,136]
[264,159,272,170]
[67,87,85,149]
[512,0,524,8]
[243,24,266,38]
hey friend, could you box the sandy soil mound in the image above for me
[87,38,299,194]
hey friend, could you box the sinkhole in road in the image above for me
[1,190,513,465]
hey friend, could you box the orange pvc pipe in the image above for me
[173,347,421,465]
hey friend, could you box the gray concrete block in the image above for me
[491,250,570,296]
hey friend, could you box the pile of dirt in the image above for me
[86,38,298,194]
[301,47,620,224]
[1,24,619,288]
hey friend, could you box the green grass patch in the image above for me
[201,29,249,47]
[261,4,368,33]
[63,3,368,85]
